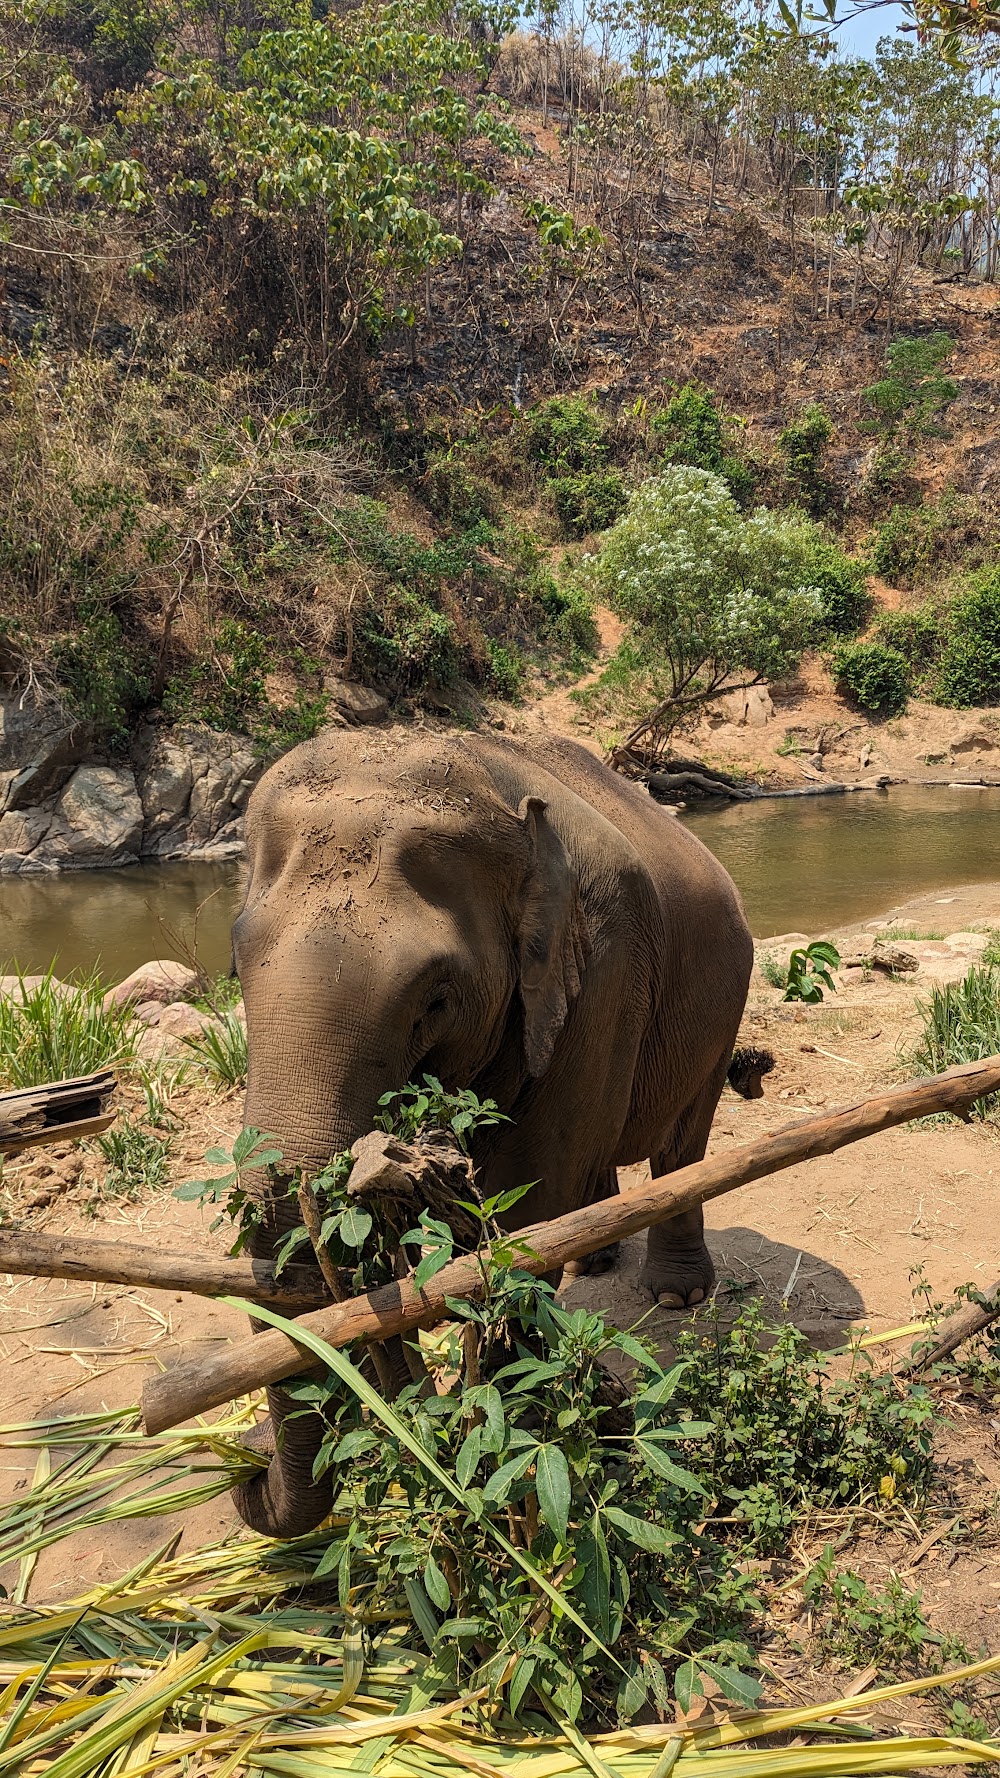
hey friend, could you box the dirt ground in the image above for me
[3,902,1000,1709]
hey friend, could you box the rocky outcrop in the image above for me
[103,959,200,1011]
[0,698,265,874]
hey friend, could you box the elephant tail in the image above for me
[727,1045,775,1100]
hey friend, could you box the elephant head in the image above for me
[229,734,589,1537]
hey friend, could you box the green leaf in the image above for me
[509,1651,537,1717]
[413,1245,454,1290]
[603,1506,680,1553]
[337,1206,373,1249]
[701,1660,762,1707]
[403,1576,440,1650]
[674,1657,703,1710]
[273,1224,312,1275]
[576,1512,611,1639]
[634,1364,687,1424]
[535,1443,571,1544]
[455,1425,482,1489]
[424,1555,451,1612]
[634,1439,707,1494]
[174,1175,231,1202]
[482,1447,536,1505]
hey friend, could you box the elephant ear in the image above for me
[517,796,591,1078]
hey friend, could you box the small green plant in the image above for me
[832,640,911,717]
[982,930,1000,967]
[778,403,834,516]
[375,1076,509,1150]
[0,970,137,1087]
[183,1009,248,1090]
[758,951,788,989]
[193,973,244,1018]
[91,1115,172,1210]
[783,940,840,1004]
[52,612,150,749]
[174,1126,284,1253]
[652,383,755,505]
[910,964,1000,1112]
[804,1552,931,1672]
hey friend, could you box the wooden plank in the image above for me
[141,1053,1000,1435]
[0,1070,117,1154]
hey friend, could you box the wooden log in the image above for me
[0,1071,117,1155]
[899,1278,1000,1376]
[141,1054,1000,1436]
[0,1227,332,1311]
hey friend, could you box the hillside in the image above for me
[5,3,1000,864]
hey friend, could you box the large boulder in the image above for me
[0,806,55,873]
[43,765,144,868]
[156,1001,217,1039]
[327,678,389,725]
[103,959,200,1012]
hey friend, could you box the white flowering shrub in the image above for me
[588,467,823,730]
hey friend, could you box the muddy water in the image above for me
[684,783,1000,936]
[0,860,243,982]
[3,785,1000,979]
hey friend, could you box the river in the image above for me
[2,785,1000,979]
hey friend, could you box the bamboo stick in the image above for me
[0,1228,332,1311]
[141,1054,1000,1435]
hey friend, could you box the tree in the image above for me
[587,468,822,763]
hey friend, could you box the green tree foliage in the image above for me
[586,468,822,735]
[652,384,755,505]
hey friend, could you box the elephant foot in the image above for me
[562,1241,621,1282]
[640,1239,715,1310]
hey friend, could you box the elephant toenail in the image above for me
[657,1291,685,1308]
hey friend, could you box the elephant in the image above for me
[229,727,754,1538]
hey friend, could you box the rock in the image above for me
[44,766,144,867]
[758,933,811,952]
[156,1001,217,1040]
[2,722,87,812]
[138,727,261,858]
[951,728,997,755]
[131,999,163,1026]
[327,678,389,725]
[0,806,54,872]
[0,973,71,998]
[104,959,200,1012]
[809,752,825,771]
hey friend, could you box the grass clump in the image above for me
[91,1115,172,1210]
[183,1009,248,1090]
[0,970,136,1087]
[910,963,1000,1112]
[758,951,788,989]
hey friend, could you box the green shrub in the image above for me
[866,494,990,588]
[832,640,910,717]
[356,587,460,690]
[550,469,627,538]
[0,970,137,1088]
[652,383,755,505]
[422,453,502,529]
[778,402,834,515]
[538,578,599,669]
[864,331,958,437]
[52,613,150,747]
[935,574,1000,708]
[807,541,872,637]
[485,638,525,699]
[527,395,606,472]
[164,619,270,733]
[874,605,942,671]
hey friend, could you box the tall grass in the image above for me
[911,963,1000,1113]
[182,1007,247,1088]
[0,969,136,1087]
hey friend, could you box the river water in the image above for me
[2,785,1000,979]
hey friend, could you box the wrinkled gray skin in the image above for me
[230,730,753,1538]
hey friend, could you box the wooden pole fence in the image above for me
[140,1054,1000,1436]
[0,1228,331,1312]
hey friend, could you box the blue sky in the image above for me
[827,2,908,56]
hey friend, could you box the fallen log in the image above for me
[0,1071,117,1155]
[0,1227,332,1311]
[141,1054,1000,1435]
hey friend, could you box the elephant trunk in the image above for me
[230,997,400,1540]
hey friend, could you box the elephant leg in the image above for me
[640,1057,731,1309]
[562,1167,621,1280]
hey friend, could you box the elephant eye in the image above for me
[425,989,450,1018]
